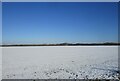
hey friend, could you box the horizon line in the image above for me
[1,42,120,45]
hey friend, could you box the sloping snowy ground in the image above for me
[2,46,118,79]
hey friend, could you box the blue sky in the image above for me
[2,2,118,44]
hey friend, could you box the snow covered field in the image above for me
[0,47,2,80]
[2,46,118,79]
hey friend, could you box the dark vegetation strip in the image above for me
[1,43,120,47]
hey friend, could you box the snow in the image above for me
[0,47,2,80]
[2,46,118,79]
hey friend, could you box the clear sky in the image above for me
[2,2,118,44]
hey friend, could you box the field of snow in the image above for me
[2,46,118,79]
[0,47,2,80]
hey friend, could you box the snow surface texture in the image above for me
[0,47,2,80]
[2,46,118,79]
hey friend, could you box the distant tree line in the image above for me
[1,42,120,47]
